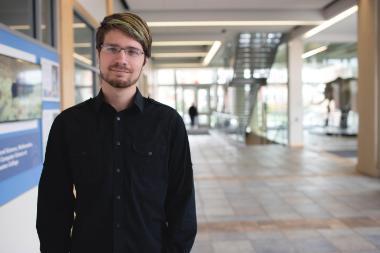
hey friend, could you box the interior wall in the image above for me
[0,188,39,253]
[76,0,107,22]
[0,24,60,252]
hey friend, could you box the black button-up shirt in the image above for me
[36,89,197,253]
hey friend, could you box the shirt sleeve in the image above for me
[165,113,197,253]
[36,114,75,253]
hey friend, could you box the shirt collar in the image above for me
[94,88,145,112]
[133,88,145,112]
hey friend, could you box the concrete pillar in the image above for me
[357,0,380,177]
[106,0,114,15]
[59,0,75,109]
[287,37,304,147]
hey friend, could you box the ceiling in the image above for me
[113,0,357,68]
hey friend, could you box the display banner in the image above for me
[0,130,42,182]
[0,25,59,205]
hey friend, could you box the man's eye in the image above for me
[127,49,139,56]
[107,47,119,53]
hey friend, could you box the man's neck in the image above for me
[101,83,137,112]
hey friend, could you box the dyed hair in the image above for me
[96,12,152,57]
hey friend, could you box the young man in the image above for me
[36,12,197,253]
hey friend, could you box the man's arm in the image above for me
[36,114,75,253]
[166,113,197,253]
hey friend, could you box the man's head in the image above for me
[96,12,152,89]
[96,12,152,58]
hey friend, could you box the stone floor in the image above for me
[189,132,380,253]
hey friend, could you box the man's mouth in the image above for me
[110,68,130,73]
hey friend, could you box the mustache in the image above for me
[108,63,130,72]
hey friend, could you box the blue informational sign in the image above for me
[0,126,43,205]
[0,130,42,182]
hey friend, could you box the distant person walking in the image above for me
[188,103,198,127]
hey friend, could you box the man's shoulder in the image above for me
[57,98,94,121]
[144,97,178,115]
[144,97,186,129]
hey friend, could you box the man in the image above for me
[36,12,197,253]
[188,103,198,128]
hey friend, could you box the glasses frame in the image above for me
[101,44,145,58]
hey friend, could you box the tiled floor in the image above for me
[190,132,380,253]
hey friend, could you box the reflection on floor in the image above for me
[187,127,210,135]
[304,130,358,163]
[190,132,380,253]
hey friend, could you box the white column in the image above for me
[287,37,304,147]
[357,0,380,177]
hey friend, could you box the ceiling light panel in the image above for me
[152,41,215,46]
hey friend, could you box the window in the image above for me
[73,14,95,66]
[73,11,98,104]
[41,0,54,45]
[75,65,94,103]
[0,0,56,47]
[0,1,34,38]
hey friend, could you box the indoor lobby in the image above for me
[0,0,380,252]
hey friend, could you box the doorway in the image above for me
[177,85,211,127]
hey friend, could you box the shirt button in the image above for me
[116,141,121,146]
[116,223,120,229]
[116,195,121,200]
[116,116,120,121]
[116,168,120,173]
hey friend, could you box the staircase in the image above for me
[217,32,284,143]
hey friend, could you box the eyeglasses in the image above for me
[101,44,144,58]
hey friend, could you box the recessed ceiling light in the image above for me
[153,63,204,68]
[302,46,328,59]
[152,52,208,58]
[9,25,30,30]
[73,23,86,28]
[203,41,222,66]
[148,21,322,27]
[152,41,215,46]
[304,5,358,39]
[74,43,92,48]
[73,53,92,64]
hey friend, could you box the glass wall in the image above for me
[0,0,55,47]
[157,85,176,109]
[153,68,225,127]
[303,43,358,134]
[248,42,358,144]
[248,43,288,144]
[175,69,216,84]
[75,65,94,103]
[41,0,54,45]
[73,12,98,104]
[73,14,95,66]
[0,1,35,38]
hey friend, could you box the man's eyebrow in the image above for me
[103,43,120,47]
[103,43,141,50]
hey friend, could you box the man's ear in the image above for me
[96,51,101,65]
[143,57,148,66]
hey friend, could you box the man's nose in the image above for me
[114,50,129,62]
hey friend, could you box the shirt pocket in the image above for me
[69,149,100,184]
[131,142,168,179]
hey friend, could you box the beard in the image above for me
[100,63,142,89]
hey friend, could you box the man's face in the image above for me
[98,29,146,89]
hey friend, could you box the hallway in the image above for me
[190,133,380,253]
